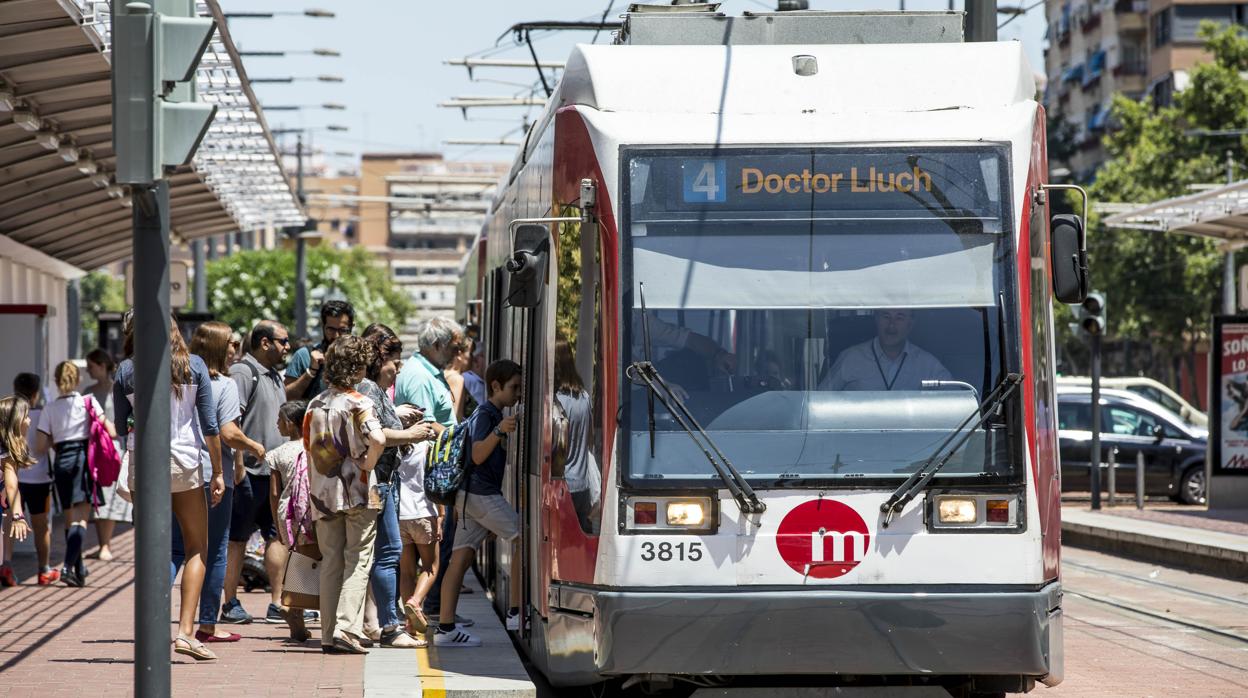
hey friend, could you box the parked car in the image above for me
[1056,387,1207,504]
[1056,375,1207,429]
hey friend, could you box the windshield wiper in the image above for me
[879,372,1023,528]
[627,285,765,515]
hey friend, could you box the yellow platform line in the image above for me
[416,641,446,698]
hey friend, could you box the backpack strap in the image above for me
[237,360,261,416]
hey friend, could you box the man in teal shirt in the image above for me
[394,316,464,429]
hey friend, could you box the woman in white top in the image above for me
[84,348,131,562]
[36,361,116,588]
[113,312,224,661]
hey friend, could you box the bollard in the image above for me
[1106,447,1116,507]
[1136,451,1145,510]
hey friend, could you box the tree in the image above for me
[1075,22,1248,380]
[78,270,126,354]
[205,245,413,337]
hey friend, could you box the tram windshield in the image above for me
[623,146,1018,487]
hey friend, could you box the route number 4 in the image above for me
[683,160,727,203]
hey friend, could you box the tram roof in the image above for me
[0,0,303,272]
[1103,181,1248,250]
[557,41,1036,117]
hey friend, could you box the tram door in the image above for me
[505,276,548,640]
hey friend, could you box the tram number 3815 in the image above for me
[639,541,705,562]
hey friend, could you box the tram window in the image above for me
[552,203,603,535]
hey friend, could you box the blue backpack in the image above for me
[423,417,475,506]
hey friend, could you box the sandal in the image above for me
[174,634,217,661]
[403,602,429,634]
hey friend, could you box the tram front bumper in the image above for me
[551,581,1062,679]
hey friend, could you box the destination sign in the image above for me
[633,147,1006,220]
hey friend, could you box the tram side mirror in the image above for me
[1050,214,1089,304]
[505,224,550,308]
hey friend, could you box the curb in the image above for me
[1061,520,1248,581]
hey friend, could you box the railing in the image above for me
[1112,60,1148,76]
[1114,0,1148,14]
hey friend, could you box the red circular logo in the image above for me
[775,499,871,579]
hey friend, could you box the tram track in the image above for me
[1063,558,1248,610]
[1063,588,1248,646]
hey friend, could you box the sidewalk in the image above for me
[0,524,533,697]
[1062,505,1248,579]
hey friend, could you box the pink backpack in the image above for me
[84,397,122,487]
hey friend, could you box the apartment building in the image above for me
[301,153,505,337]
[1045,0,1150,178]
[1146,0,1247,106]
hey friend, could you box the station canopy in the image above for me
[0,0,303,270]
[1103,179,1248,250]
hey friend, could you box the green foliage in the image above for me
[205,245,413,337]
[78,270,126,354]
[554,205,583,350]
[1079,22,1248,367]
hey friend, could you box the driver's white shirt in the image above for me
[820,338,951,391]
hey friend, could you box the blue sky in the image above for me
[220,1,1047,169]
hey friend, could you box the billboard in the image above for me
[1212,316,1248,476]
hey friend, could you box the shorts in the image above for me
[399,516,437,546]
[124,451,203,495]
[18,482,53,516]
[452,492,519,552]
[229,472,276,543]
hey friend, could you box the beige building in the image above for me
[1145,0,1241,105]
[1045,0,1150,179]
[301,154,506,338]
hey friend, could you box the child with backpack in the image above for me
[434,359,523,648]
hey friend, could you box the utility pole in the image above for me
[294,133,309,339]
[965,0,998,42]
[112,1,216,695]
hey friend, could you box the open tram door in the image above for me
[502,183,599,642]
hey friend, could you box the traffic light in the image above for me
[113,0,218,185]
[1078,291,1106,336]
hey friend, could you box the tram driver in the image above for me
[819,308,951,391]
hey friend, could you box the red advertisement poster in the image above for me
[1218,323,1248,472]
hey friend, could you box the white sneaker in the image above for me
[433,627,482,647]
[505,610,520,631]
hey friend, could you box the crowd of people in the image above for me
[0,298,524,661]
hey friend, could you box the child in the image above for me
[7,375,56,586]
[267,400,313,643]
[1,396,34,586]
[434,360,523,648]
[396,407,440,637]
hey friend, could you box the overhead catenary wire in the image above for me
[998,0,1045,30]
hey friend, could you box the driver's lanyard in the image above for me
[871,343,908,391]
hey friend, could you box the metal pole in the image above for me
[294,133,308,339]
[67,279,81,358]
[132,181,172,698]
[224,231,234,256]
[192,239,207,313]
[206,235,217,261]
[1106,446,1116,507]
[964,0,997,42]
[1136,451,1145,510]
[1090,332,1103,510]
[1225,150,1236,315]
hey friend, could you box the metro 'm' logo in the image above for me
[776,499,871,579]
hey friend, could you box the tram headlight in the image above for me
[936,497,978,524]
[666,500,707,526]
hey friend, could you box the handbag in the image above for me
[281,550,320,610]
[83,397,122,487]
[116,450,133,503]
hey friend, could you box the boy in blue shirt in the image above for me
[434,359,522,647]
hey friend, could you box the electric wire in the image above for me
[998,0,1046,30]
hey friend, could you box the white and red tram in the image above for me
[462,10,1087,696]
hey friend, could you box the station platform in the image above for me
[1062,505,1248,580]
[0,522,535,697]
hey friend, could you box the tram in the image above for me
[461,9,1088,696]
